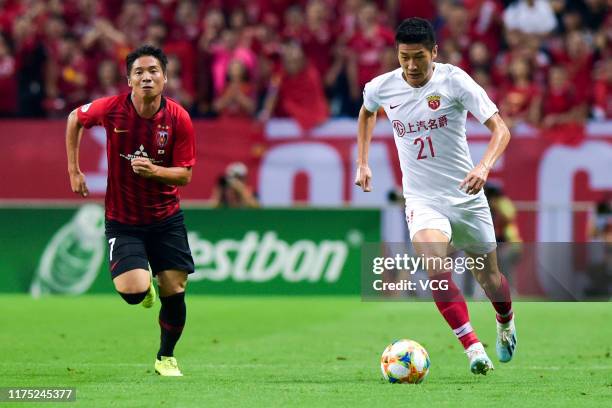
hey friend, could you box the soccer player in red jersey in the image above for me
[65,45,195,376]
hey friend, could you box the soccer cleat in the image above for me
[155,356,183,377]
[496,317,517,363]
[141,280,156,309]
[465,342,494,375]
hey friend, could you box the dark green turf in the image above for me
[0,295,610,407]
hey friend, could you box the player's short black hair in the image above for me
[126,45,168,75]
[395,18,436,50]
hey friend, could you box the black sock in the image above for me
[118,290,148,305]
[157,292,186,359]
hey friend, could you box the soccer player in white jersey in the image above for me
[355,18,517,375]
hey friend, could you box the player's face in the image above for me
[127,56,167,98]
[397,43,438,87]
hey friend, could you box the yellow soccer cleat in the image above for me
[141,280,156,308]
[155,356,183,377]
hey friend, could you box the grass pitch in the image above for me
[0,295,610,407]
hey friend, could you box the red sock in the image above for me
[484,274,513,324]
[430,272,479,350]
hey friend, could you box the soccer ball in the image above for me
[380,339,430,384]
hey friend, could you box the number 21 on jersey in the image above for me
[414,136,435,160]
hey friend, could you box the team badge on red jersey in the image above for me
[157,130,168,148]
[427,95,441,110]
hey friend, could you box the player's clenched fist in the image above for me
[354,164,373,192]
[459,162,489,195]
[131,157,158,178]
[69,170,89,197]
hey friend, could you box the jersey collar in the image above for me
[128,93,167,119]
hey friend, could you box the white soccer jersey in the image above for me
[363,63,498,205]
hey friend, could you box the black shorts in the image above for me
[105,210,195,279]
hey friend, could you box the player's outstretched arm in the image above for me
[130,158,192,186]
[66,108,89,197]
[459,113,511,195]
[354,105,377,192]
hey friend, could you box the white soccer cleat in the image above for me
[465,342,494,375]
[496,316,517,363]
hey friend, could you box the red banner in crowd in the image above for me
[1,120,611,242]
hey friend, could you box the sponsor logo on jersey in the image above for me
[81,103,92,112]
[427,95,441,110]
[120,144,162,163]
[391,115,448,135]
[392,120,406,137]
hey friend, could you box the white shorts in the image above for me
[405,196,497,254]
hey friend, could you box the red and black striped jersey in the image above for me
[77,93,196,225]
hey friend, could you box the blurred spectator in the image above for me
[116,0,147,46]
[438,38,468,69]
[561,0,609,32]
[337,0,364,40]
[538,65,586,129]
[464,0,504,56]
[90,59,123,100]
[593,11,612,59]
[80,18,128,69]
[282,5,305,40]
[302,0,344,90]
[555,7,584,35]
[195,8,225,116]
[170,0,201,43]
[213,59,256,118]
[346,1,395,112]
[473,68,500,104]
[484,183,522,288]
[484,184,522,243]
[589,196,612,242]
[467,41,493,75]
[503,0,557,36]
[144,19,168,48]
[144,19,196,108]
[0,0,24,35]
[45,34,89,116]
[592,58,612,120]
[259,41,329,130]
[0,33,18,116]
[552,31,595,103]
[493,28,523,80]
[165,54,195,110]
[211,29,256,99]
[499,58,540,128]
[71,0,104,40]
[281,0,347,116]
[11,1,47,116]
[387,0,437,27]
[516,34,551,85]
[212,162,259,208]
[438,4,471,56]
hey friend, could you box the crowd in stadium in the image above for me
[0,0,610,129]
